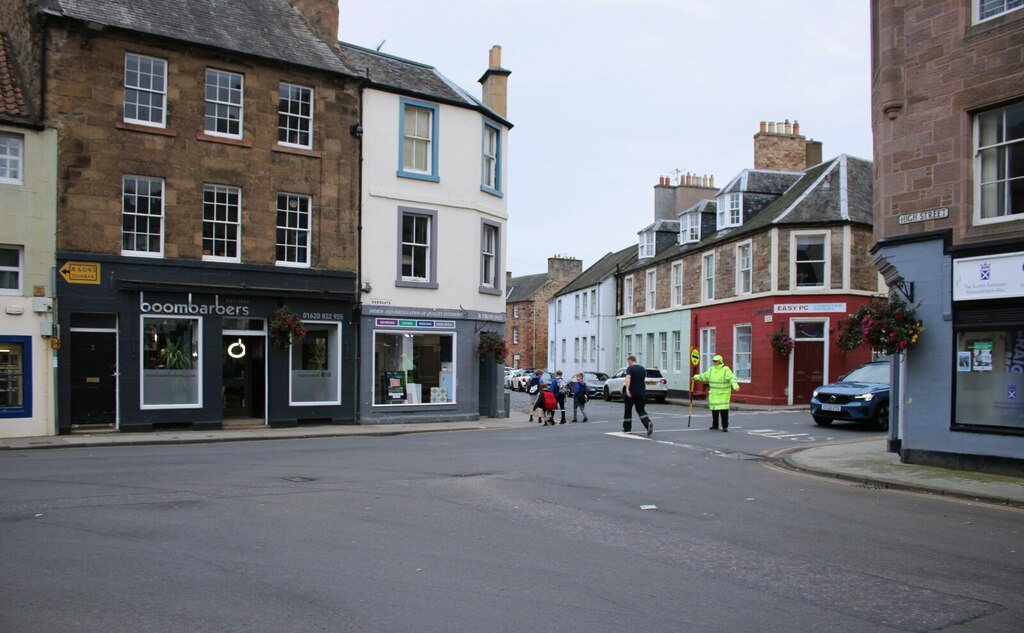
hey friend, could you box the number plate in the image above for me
[821,403,842,412]
[645,380,657,385]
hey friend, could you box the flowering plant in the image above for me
[477,331,508,363]
[769,330,795,356]
[837,296,923,355]
[269,306,307,349]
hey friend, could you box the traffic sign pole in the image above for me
[688,347,700,427]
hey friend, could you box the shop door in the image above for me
[70,331,117,425]
[792,340,824,404]
[222,336,265,418]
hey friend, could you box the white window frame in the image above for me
[639,231,655,258]
[398,98,439,181]
[278,82,314,150]
[736,240,753,295]
[792,231,830,290]
[512,326,519,344]
[717,192,742,229]
[671,262,683,306]
[672,330,682,373]
[659,332,668,371]
[396,207,437,288]
[557,298,563,323]
[204,68,244,139]
[574,294,580,319]
[0,133,23,184]
[590,289,597,316]
[276,192,312,267]
[624,334,633,365]
[123,53,167,128]
[480,220,500,294]
[700,328,716,373]
[623,275,634,315]
[974,100,1024,225]
[581,291,588,317]
[513,305,520,319]
[581,336,588,363]
[702,252,715,301]
[202,184,242,263]
[121,174,165,258]
[481,120,502,195]
[680,212,700,244]
[561,338,566,363]
[645,269,656,311]
[0,245,23,295]
[590,336,596,364]
[734,324,752,382]
[574,337,579,363]
[974,0,1024,23]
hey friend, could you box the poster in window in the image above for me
[386,371,406,400]
[957,351,972,372]
[973,341,993,372]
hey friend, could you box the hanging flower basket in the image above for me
[769,330,795,356]
[269,305,307,349]
[477,331,508,363]
[837,296,923,355]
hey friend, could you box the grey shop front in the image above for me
[55,255,357,433]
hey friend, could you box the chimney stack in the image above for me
[548,256,583,280]
[753,117,820,172]
[290,0,340,50]
[479,45,511,118]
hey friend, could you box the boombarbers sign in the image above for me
[139,292,251,315]
[953,251,1024,301]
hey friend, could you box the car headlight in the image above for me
[854,393,875,401]
[812,390,819,399]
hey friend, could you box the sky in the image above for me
[338,0,872,277]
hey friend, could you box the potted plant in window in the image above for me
[269,306,307,349]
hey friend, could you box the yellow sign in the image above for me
[59,261,101,284]
[690,347,700,367]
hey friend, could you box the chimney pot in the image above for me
[785,119,792,134]
[759,121,767,133]
[710,175,715,187]
[768,122,776,133]
[793,120,800,136]
[489,45,502,68]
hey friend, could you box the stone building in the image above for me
[12,0,362,432]
[871,0,1024,473]
[505,256,583,370]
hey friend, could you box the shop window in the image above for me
[374,331,454,405]
[0,337,31,418]
[291,323,340,404]
[142,317,200,408]
[954,328,1024,431]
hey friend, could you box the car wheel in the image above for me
[813,416,833,426]
[604,386,612,400]
[873,402,890,431]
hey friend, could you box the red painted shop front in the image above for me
[690,295,875,406]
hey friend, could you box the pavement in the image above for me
[2,410,1023,510]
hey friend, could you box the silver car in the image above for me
[603,367,668,403]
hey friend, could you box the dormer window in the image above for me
[639,230,655,258]
[680,212,700,244]
[717,192,742,229]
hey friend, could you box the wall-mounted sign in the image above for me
[59,261,100,284]
[773,303,847,314]
[953,251,1024,301]
[139,291,250,316]
[898,207,948,225]
[375,318,456,329]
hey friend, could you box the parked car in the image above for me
[603,367,668,403]
[810,360,890,430]
[518,370,556,394]
[579,371,609,397]
[504,368,526,389]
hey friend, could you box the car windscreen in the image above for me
[842,363,889,384]
[587,372,608,380]
[645,369,663,378]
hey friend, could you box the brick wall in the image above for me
[46,26,360,270]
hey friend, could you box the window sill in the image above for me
[397,170,440,183]
[272,144,321,158]
[395,279,439,290]
[479,285,502,296]
[115,121,177,137]
[196,132,252,148]
[480,185,504,198]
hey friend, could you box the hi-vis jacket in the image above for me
[694,358,740,411]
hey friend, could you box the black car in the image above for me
[810,361,890,430]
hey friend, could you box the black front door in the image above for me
[222,336,265,418]
[70,331,117,425]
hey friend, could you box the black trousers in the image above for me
[622,396,651,432]
[710,409,730,429]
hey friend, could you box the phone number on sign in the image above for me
[302,312,345,321]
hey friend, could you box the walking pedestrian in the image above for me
[693,354,740,431]
[527,369,547,423]
[552,370,567,424]
[571,372,589,422]
[623,356,653,435]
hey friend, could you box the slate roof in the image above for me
[336,42,511,127]
[637,218,680,234]
[720,169,802,195]
[555,246,637,297]
[680,198,716,217]
[505,273,550,303]
[39,0,353,76]
[619,154,873,274]
[0,33,29,121]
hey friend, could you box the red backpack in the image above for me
[542,391,557,411]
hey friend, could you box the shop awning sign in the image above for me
[375,318,455,329]
[953,251,1024,301]
[773,303,847,314]
[59,261,100,284]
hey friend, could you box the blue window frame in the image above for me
[481,120,503,196]
[0,336,31,419]
[398,98,439,182]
